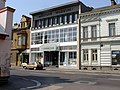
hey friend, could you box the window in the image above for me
[91,25,97,39]
[21,22,25,28]
[83,49,88,61]
[112,51,120,65]
[109,23,115,36]
[92,49,97,61]
[41,20,44,28]
[55,17,57,25]
[69,52,77,59]
[49,18,52,26]
[17,36,21,45]
[60,16,63,24]
[83,26,88,40]
[74,13,78,22]
[35,20,39,28]
[64,15,67,24]
[22,36,26,45]
[45,19,48,27]
[69,14,72,23]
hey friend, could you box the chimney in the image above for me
[111,0,117,5]
[0,0,6,9]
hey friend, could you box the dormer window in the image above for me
[21,22,25,28]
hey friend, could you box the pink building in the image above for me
[0,0,15,83]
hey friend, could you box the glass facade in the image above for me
[33,13,78,29]
[31,27,77,45]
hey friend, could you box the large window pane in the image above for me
[109,23,115,36]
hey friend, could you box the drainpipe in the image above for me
[77,3,81,70]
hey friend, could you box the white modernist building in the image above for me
[80,3,120,70]
[30,1,92,69]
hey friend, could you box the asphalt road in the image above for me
[1,67,120,90]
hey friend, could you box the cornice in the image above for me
[81,6,120,18]
[0,6,15,13]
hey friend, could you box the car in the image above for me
[23,62,43,70]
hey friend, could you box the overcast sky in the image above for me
[6,0,120,23]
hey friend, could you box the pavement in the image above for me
[10,66,120,75]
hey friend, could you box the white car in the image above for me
[22,62,43,70]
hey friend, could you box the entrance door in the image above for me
[44,51,59,67]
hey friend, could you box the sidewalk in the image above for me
[44,67,120,75]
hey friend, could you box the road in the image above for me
[1,67,120,90]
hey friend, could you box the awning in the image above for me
[39,43,59,51]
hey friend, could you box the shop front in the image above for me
[40,43,59,67]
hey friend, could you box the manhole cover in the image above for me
[75,81,96,85]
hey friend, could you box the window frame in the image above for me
[83,49,88,61]
[91,49,97,61]
[109,23,116,36]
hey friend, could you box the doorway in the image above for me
[44,51,59,67]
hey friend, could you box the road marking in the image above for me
[74,81,96,85]
[108,78,120,81]
[19,77,41,90]
[34,85,63,90]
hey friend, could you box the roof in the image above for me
[30,1,80,15]
[22,15,31,20]
[81,4,120,16]
[0,6,15,13]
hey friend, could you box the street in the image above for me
[1,67,120,90]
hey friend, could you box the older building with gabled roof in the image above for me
[80,0,120,70]
[11,15,31,66]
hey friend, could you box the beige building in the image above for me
[11,15,31,66]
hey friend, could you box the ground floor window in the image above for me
[112,51,120,65]
[31,53,43,63]
[92,49,97,61]
[83,49,88,61]
[60,51,77,66]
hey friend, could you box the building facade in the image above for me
[0,0,15,82]
[30,1,92,69]
[80,3,120,70]
[11,15,31,66]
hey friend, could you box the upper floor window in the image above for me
[35,20,39,28]
[74,13,78,22]
[45,19,48,27]
[69,14,72,23]
[83,26,88,40]
[109,23,115,36]
[91,25,97,39]
[49,18,52,26]
[22,36,26,45]
[60,16,63,24]
[21,22,25,28]
[17,36,21,46]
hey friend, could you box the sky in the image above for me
[6,0,120,24]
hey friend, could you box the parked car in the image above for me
[22,62,43,70]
